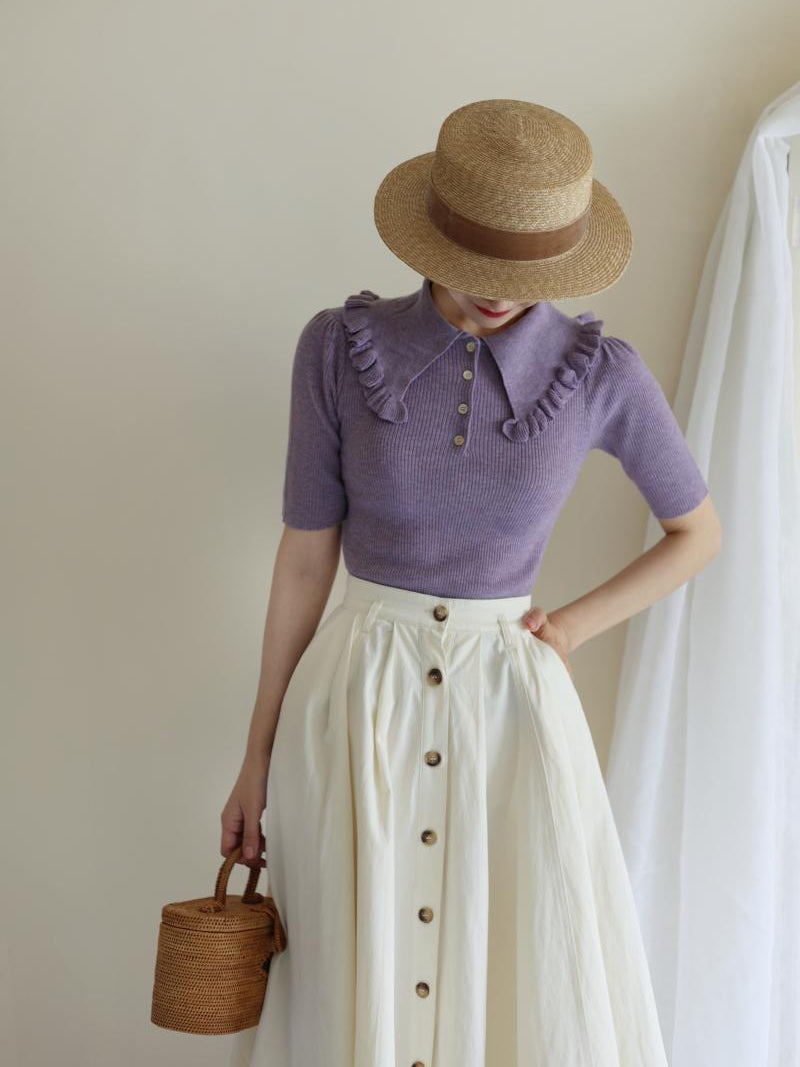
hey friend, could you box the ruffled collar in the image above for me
[342,277,603,442]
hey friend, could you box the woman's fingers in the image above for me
[520,607,575,678]
[242,808,266,866]
[220,761,270,866]
[220,799,244,856]
[522,606,547,633]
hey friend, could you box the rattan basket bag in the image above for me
[151,844,287,1035]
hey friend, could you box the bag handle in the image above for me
[213,844,265,907]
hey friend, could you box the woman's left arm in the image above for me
[523,493,722,658]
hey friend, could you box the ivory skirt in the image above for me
[229,571,668,1067]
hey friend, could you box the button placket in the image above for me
[406,605,451,1067]
[453,339,477,450]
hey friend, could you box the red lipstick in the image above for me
[473,302,511,319]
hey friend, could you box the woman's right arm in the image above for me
[219,522,342,869]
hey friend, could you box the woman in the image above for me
[225,99,722,1067]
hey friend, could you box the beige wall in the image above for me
[3,2,799,1064]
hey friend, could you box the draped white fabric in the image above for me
[605,81,800,1067]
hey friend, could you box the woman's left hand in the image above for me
[521,607,574,679]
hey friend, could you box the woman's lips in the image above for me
[473,302,511,318]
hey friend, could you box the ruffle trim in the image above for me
[500,312,604,442]
[342,289,409,423]
[343,290,604,439]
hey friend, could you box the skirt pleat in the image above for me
[229,571,669,1067]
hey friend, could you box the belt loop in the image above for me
[360,598,384,633]
[497,614,518,651]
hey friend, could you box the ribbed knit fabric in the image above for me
[281,277,709,597]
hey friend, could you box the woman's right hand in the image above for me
[220,749,271,869]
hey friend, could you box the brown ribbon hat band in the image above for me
[426,183,591,262]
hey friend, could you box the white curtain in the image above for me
[605,81,800,1067]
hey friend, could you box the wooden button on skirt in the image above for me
[229,571,669,1067]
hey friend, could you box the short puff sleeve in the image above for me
[281,308,348,529]
[587,335,709,519]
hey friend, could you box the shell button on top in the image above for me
[432,604,448,620]
[424,750,441,765]
[465,340,477,352]
[418,906,434,922]
[415,981,430,998]
[427,667,443,685]
[421,828,437,845]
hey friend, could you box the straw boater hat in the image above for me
[373,98,633,303]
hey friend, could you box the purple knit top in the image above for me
[281,277,709,598]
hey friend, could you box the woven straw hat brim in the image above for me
[374,151,633,302]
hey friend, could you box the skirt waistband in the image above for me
[341,571,533,634]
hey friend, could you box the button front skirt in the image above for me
[229,572,669,1067]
